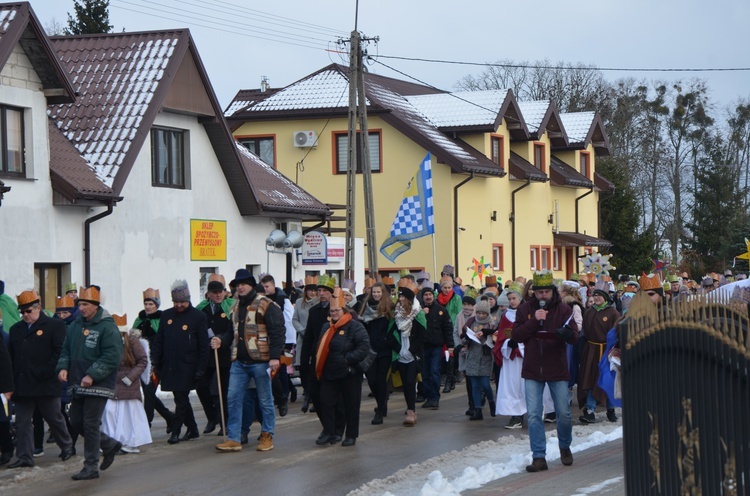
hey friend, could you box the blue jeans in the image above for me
[226,361,275,441]
[242,388,260,435]
[525,379,572,459]
[422,346,443,402]
[468,375,493,410]
[586,390,613,412]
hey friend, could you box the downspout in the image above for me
[84,202,115,286]
[453,172,475,273]
[510,179,531,280]
[574,186,595,262]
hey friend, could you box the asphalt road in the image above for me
[0,383,529,496]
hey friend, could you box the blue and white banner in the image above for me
[379,152,435,262]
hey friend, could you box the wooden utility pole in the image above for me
[344,30,379,281]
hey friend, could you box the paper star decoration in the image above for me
[652,259,668,273]
[468,257,491,283]
[578,253,616,277]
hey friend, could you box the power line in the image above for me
[374,54,750,73]
[113,0,332,46]
[110,2,328,51]
[204,0,347,36]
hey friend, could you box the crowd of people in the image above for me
[0,263,747,480]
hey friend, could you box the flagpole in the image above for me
[432,233,437,286]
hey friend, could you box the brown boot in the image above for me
[526,458,548,472]
[215,440,242,452]
[257,432,274,451]
[403,410,417,426]
[560,448,574,466]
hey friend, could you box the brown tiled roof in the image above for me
[46,29,328,219]
[508,151,547,182]
[549,155,593,188]
[48,119,118,202]
[0,2,75,104]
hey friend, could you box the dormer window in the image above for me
[490,135,504,166]
[533,143,546,173]
[580,151,590,179]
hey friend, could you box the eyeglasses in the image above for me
[20,307,36,315]
[646,292,657,296]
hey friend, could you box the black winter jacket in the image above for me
[421,302,455,348]
[9,313,66,398]
[152,305,209,392]
[315,318,370,380]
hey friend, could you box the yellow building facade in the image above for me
[226,65,613,286]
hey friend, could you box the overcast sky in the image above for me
[30,0,750,113]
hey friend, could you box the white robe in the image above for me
[496,339,526,416]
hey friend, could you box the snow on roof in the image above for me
[245,69,359,112]
[48,32,180,187]
[235,142,328,214]
[224,100,253,117]
[366,81,500,175]
[404,90,509,128]
[518,100,551,133]
[560,111,595,143]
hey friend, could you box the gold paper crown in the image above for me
[78,286,101,303]
[485,275,497,286]
[317,274,336,292]
[329,286,346,309]
[638,272,662,291]
[397,277,419,295]
[143,288,160,301]
[304,275,319,286]
[112,313,128,327]
[454,276,463,285]
[462,286,478,301]
[484,286,499,296]
[382,276,395,286]
[507,281,525,295]
[16,290,40,307]
[532,270,554,289]
[440,276,453,287]
[56,295,76,309]
[208,274,226,287]
[710,272,720,281]
[363,277,376,288]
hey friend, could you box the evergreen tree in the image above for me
[65,0,113,35]
[597,156,655,275]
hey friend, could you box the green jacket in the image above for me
[57,306,123,399]
[195,297,235,315]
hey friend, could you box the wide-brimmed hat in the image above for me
[230,269,257,288]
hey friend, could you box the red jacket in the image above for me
[511,290,578,382]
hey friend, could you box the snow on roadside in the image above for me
[349,424,623,496]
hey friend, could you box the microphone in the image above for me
[538,300,546,328]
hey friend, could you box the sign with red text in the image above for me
[190,219,227,261]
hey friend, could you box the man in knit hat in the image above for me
[57,286,123,480]
[151,280,209,445]
[512,271,578,473]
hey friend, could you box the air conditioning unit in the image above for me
[293,130,317,148]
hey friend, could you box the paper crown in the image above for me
[625,280,640,290]
[710,272,720,282]
[56,295,76,310]
[143,288,160,302]
[440,276,454,287]
[17,290,40,308]
[304,275,319,287]
[701,276,714,287]
[112,313,128,328]
[666,274,680,283]
[662,280,671,292]
[382,276,395,286]
[454,276,463,285]
[397,277,419,301]
[208,274,226,287]
[532,270,554,289]
[363,277,376,289]
[484,286,499,296]
[582,272,597,284]
[64,282,77,293]
[569,273,580,281]
[329,286,346,309]
[78,286,101,304]
[638,272,662,291]
[514,276,527,285]
[463,286,479,303]
[415,271,430,282]
[343,278,356,293]
[317,274,336,292]
[294,279,304,288]
[485,275,497,286]
[441,264,454,275]
[398,268,412,278]
[506,281,526,296]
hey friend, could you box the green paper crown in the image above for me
[464,287,479,301]
[317,274,337,291]
[532,270,554,289]
[507,281,525,296]
[398,268,412,277]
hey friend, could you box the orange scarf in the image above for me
[315,312,352,379]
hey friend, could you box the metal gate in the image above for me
[620,292,749,495]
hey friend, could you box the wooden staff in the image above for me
[214,346,227,443]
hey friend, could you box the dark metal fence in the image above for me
[620,292,749,495]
